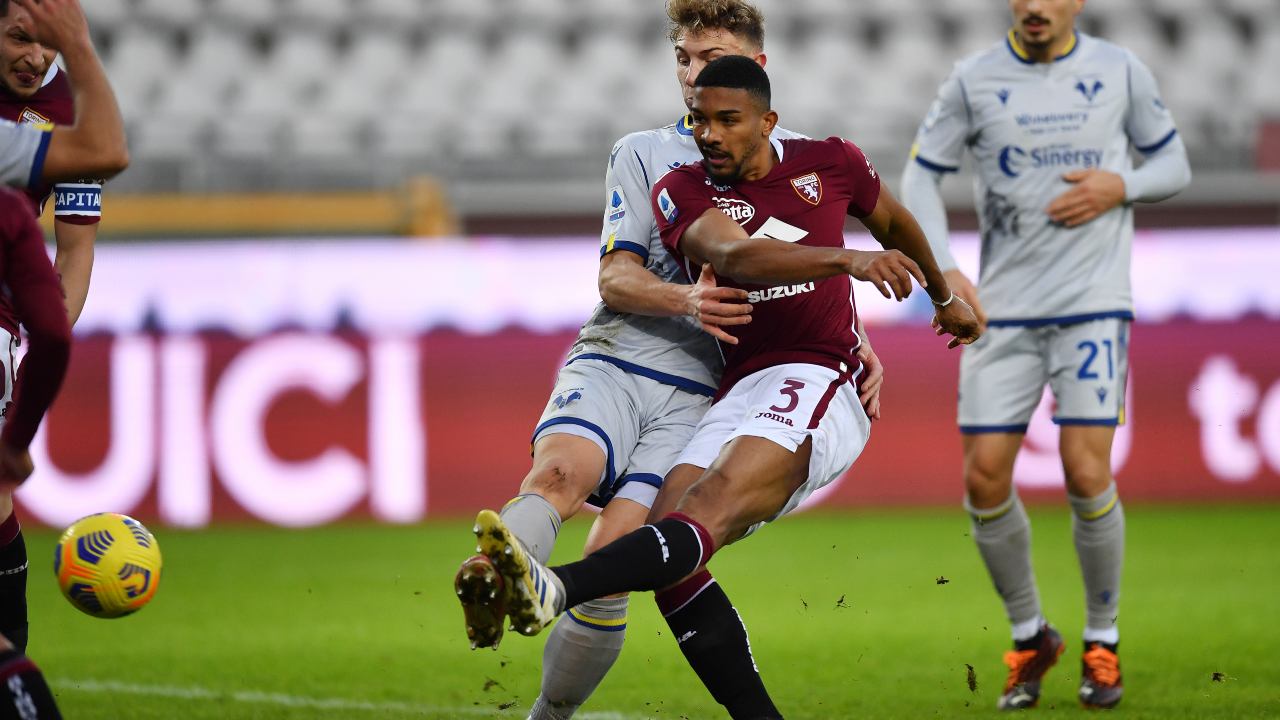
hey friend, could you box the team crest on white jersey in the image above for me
[713,196,755,224]
[790,173,822,205]
[19,108,49,126]
[1074,77,1104,103]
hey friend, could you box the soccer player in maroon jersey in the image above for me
[0,0,125,666]
[0,187,72,719]
[1,1,100,327]
[473,56,980,712]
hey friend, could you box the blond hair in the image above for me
[666,0,765,51]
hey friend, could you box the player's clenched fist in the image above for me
[844,249,927,301]
[12,0,91,52]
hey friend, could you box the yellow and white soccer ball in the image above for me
[54,513,162,619]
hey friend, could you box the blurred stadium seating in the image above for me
[85,0,1280,217]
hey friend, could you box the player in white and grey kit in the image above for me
[901,0,1190,711]
[454,3,884,718]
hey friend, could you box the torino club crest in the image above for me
[790,173,822,205]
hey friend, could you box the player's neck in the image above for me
[739,142,778,182]
[1009,28,1077,63]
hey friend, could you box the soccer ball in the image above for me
[53,513,162,619]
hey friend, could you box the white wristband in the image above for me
[933,291,957,308]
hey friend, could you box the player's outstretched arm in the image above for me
[678,207,921,298]
[859,185,980,348]
[900,159,987,327]
[599,251,751,344]
[15,0,129,183]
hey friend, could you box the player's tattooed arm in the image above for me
[598,250,751,344]
[858,185,981,348]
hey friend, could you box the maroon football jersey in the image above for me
[0,188,72,449]
[0,67,102,336]
[0,67,101,223]
[654,136,881,397]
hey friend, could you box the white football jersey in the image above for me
[911,31,1178,325]
[569,115,806,395]
[0,118,49,190]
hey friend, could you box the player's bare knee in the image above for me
[520,461,595,514]
[1063,462,1112,499]
[963,460,1014,509]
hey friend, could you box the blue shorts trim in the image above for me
[532,417,616,493]
[986,310,1133,328]
[959,424,1029,435]
[1054,417,1119,427]
[567,354,717,397]
[587,472,663,509]
[619,472,663,489]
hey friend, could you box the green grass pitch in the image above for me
[26,504,1280,719]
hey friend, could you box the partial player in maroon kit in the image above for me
[0,1,101,328]
[474,56,981,714]
[0,189,70,495]
[0,0,125,713]
[0,0,105,665]
[0,187,71,720]
[657,135,879,397]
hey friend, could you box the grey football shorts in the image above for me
[532,358,711,508]
[958,317,1130,433]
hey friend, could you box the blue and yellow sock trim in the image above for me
[567,608,627,633]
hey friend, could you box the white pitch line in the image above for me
[54,678,646,719]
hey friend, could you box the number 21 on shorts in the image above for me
[1077,339,1114,380]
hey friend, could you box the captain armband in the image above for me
[53,181,103,217]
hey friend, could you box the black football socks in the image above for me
[657,568,782,719]
[0,513,28,654]
[552,513,714,610]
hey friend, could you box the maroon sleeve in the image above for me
[651,169,715,276]
[54,215,101,227]
[839,138,882,218]
[0,192,71,450]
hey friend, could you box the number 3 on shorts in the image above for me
[770,379,806,413]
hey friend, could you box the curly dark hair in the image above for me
[666,0,765,51]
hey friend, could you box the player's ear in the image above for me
[753,52,767,69]
[762,110,778,136]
